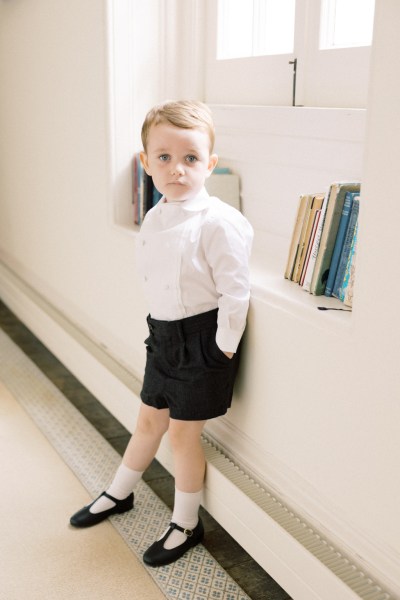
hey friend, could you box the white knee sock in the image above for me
[162,488,202,550]
[89,463,143,514]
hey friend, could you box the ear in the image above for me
[139,151,151,175]
[206,153,218,178]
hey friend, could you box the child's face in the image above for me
[140,123,218,202]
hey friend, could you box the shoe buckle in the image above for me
[184,528,193,537]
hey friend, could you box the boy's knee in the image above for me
[136,407,169,438]
[168,421,204,450]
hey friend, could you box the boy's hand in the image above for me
[224,351,234,359]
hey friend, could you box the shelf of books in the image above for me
[284,182,360,311]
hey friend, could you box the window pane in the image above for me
[320,0,375,49]
[253,0,295,56]
[217,0,295,60]
[217,0,253,59]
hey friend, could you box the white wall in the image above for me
[0,0,150,378]
[1,0,399,597]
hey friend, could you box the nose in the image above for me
[170,162,185,176]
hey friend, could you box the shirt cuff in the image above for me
[216,327,244,354]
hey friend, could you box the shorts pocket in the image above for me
[144,334,154,353]
[213,339,232,362]
[198,327,231,367]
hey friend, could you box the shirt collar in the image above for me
[160,188,211,212]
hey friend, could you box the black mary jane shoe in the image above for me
[143,518,204,567]
[69,491,134,528]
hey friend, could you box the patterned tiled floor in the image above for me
[0,300,291,600]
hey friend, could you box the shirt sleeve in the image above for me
[202,213,253,353]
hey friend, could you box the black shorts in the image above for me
[140,309,241,421]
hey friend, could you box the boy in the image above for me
[70,100,253,567]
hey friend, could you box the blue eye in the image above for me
[186,155,197,163]
[159,154,169,162]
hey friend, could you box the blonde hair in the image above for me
[141,100,215,152]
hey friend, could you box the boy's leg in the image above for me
[91,404,170,513]
[94,403,169,512]
[169,418,206,492]
[70,404,169,524]
[123,404,171,471]
[168,419,206,548]
[148,419,206,555]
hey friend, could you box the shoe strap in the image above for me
[101,491,121,504]
[169,522,194,538]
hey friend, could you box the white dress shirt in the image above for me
[135,188,253,353]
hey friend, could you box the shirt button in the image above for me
[142,240,146,246]
[164,284,170,290]
[144,276,148,282]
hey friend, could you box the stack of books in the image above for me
[284,182,361,308]
[132,153,241,224]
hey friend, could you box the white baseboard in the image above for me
[0,259,397,600]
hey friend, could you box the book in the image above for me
[212,167,231,174]
[310,182,360,295]
[133,154,139,224]
[324,190,358,297]
[342,222,359,307]
[139,158,145,224]
[284,194,312,280]
[301,188,329,292]
[299,208,322,287]
[133,156,144,225]
[152,185,162,207]
[332,195,360,300]
[292,195,314,283]
[296,193,325,284]
[143,171,154,216]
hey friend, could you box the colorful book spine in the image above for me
[324,191,357,297]
[332,195,360,299]
[342,222,359,305]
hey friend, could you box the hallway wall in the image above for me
[0,0,149,374]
